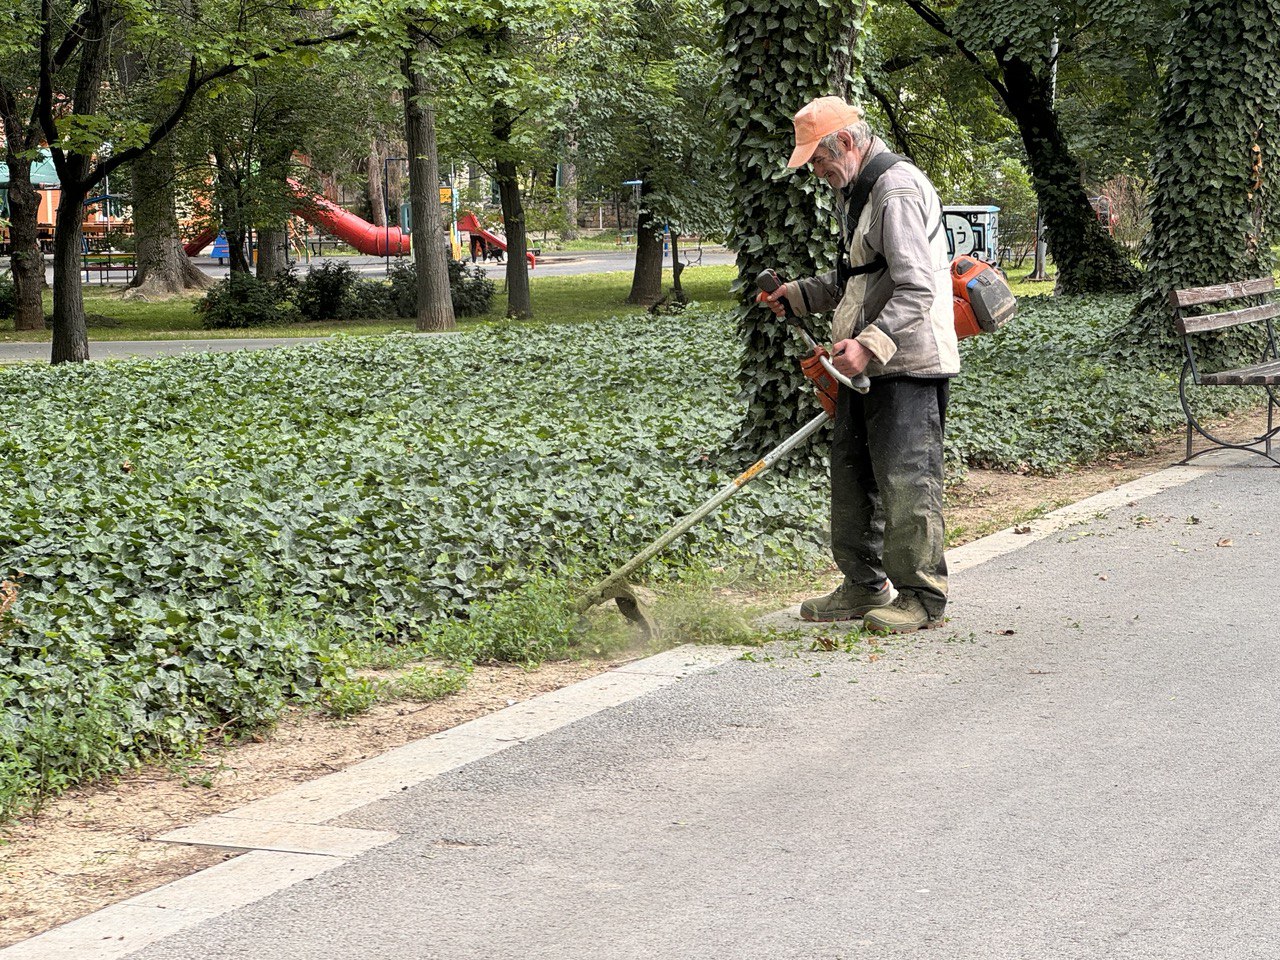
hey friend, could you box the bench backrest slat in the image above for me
[1171,277,1277,308]
[1176,301,1280,335]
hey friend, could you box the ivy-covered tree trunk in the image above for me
[3,156,46,331]
[997,52,1140,296]
[1121,0,1280,362]
[721,0,853,453]
[128,140,214,297]
[899,0,1140,295]
[627,178,664,304]
[404,49,455,332]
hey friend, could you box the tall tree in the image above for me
[2,0,353,361]
[896,0,1159,294]
[573,0,730,306]
[720,0,854,453]
[1121,0,1280,362]
[403,39,455,331]
[127,137,214,297]
[0,8,49,331]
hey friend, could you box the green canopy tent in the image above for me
[0,149,59,188]
[0,150,59,220]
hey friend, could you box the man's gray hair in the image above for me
[819,119,871,156]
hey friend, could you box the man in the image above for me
[760,96,958,634]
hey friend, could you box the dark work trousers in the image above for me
[830,375,949,618]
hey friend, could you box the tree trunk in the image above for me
[256,227,289,279]
[4,155,46,330]
[128,140,213,297]
[495,161,531,319]
[670,232,686,301]
[365,140,387,228]
[403,50,455,332]
[627,182,664,304]
[51,186,90,363]
[721,0,852,456]
[491,44,531,320]
[1121,0,1280,362]
[997,53,1140,295]
[560,157,579,240]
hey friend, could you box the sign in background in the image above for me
[943,206,1000,264]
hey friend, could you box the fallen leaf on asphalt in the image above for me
[996,629,1016,636]
[1014,525,1032,534]
[1098,574,1109,581]
[1217,538,1234,547]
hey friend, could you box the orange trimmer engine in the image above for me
[800,347,839,417]
[951,255,1017,339]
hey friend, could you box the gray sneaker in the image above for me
[863,595,943,634]
[800,581,891,622]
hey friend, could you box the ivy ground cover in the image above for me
[0,296,1185,813]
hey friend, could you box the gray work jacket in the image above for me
[791,138,959,378]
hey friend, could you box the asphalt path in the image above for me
[88,457,1280,958]
[61,246,735,285]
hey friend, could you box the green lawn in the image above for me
[0,258,1053,344]
[0,264,740,342]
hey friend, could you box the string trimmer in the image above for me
[576,270,867,639]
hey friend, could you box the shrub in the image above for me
[296,261,358,321]
[387,261,417,318]
[0,273,15,320]
[449,259,496,317]
[386,260,496,318]
[346,279,395,320]
[197,272,297,329]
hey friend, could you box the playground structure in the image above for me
[5,150,537,270]
[456,211,536,268]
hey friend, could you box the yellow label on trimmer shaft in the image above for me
[734,459,767,487]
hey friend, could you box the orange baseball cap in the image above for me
[787,97,863,168]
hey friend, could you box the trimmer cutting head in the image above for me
[579,578,660,642]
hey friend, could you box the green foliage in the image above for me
[318,675,382,718]
[0,272,14,320]
[388,260,496,318]
[0,300,1208,812]
[949,294,1189,470]
[720,0,853,457]
[297,262,360,321]
[384,665,469,703]
[197,272,299,328]
[1123,0,1280,365]
[448,260,497,317]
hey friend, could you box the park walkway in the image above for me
[4,452,1277,959]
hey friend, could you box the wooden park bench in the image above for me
[1171,276,1280,466]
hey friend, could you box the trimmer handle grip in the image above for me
[755,268,794,320]
[756,271,868,394]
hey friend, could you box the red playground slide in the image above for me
[183,226,219,257]
[290,183,410,256]
[456,211,536,268]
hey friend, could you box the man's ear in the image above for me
[838,130,855,152]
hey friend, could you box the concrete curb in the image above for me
[0,645,741,960]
